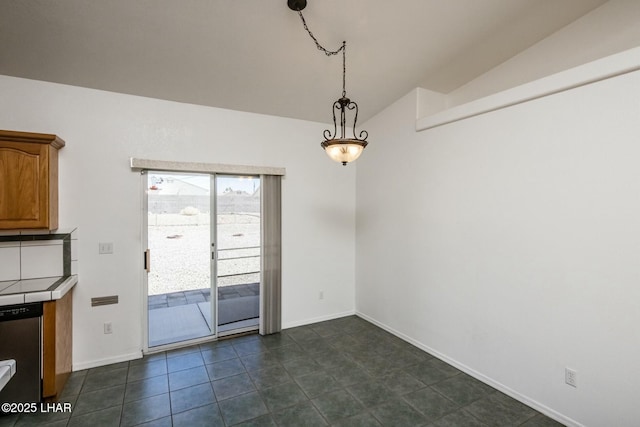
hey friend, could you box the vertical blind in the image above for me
[260,174,282,335]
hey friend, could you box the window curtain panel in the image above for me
[260,174,282,335]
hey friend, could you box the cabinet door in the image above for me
[0,142,50,228]
[42,290,73,400]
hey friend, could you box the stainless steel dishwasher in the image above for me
[0,302,42,404]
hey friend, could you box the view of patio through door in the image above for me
[216,175,261,334]
[145,171,261,348]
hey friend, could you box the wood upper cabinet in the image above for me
[0,130,65,230]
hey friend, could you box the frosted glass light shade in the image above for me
[321,139,368,166]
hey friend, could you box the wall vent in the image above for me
[91,296,119,307]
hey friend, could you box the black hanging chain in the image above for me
[297,11,343,56]
[297,11,347,97]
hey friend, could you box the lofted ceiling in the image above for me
[0,0,607,123]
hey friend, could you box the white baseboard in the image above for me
[282,310,355,329]
[355,311,583,427]
[73,351,143,371]
[72,311,356,370]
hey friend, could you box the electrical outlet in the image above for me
[319,290,324,300]
[99,242,114,254]
[565,368,577,387]
[104,322,113,334]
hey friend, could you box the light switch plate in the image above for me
[98,242,113,254]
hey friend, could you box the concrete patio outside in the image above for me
[148,283,259,347]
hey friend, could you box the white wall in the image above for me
[448,0,640,108]
[356,67,640,426]
[0,75,356,368]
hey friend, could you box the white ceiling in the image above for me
[0,0,607,123]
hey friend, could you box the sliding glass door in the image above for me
[145,172,215,348]
[216,175,261,335]
[143,171,262,349]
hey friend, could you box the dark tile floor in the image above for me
[0,316,564,426]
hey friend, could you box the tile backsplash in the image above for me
[0,228,77,281]
[21,242,64,279]
[0,243,20,281]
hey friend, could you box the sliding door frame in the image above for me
[141,170,150,353]
[216,173,262,338]
[141,170,217,354]
[134,158,285,353]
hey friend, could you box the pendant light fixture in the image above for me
[288,0,369,166]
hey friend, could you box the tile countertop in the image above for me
[0,359,16,392]
[0,275,77,307]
